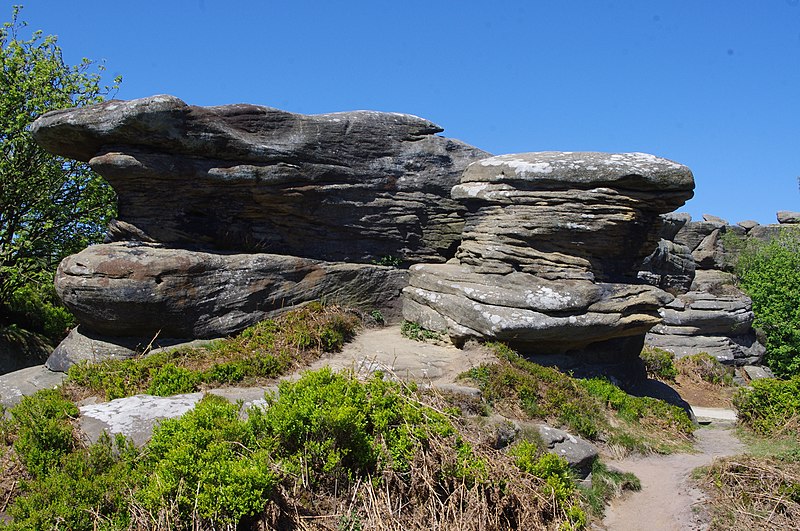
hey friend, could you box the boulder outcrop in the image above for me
[30,96,488,369]
[643,214,767,365]
[403,152,694,372]
[32,95,489,264]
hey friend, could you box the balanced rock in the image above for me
[404,152,694,369]
[452,152,694,281]
[31,95,489,264]
[777,210,800,224]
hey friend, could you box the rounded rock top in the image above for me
[462,151,695,192]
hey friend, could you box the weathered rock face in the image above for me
[452,152,694,281]
[403,152,694,373]
[32,95,489,264]
[56,243,407,339]
[403,263,671,354]
[28,96,490,370]
[644,265,765,365]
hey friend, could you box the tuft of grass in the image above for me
[699,455,800,530]
[461,342,694,454]
[65,303,360,400]
[578,460,641,516]
[400,320,441,342]
[640,346,677,380]
[675,352,734,386]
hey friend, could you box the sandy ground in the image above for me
[601,421,744,531]
[305,324,497,385]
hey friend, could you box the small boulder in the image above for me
[777,210,800,224]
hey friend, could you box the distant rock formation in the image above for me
[641,213,766,365]
[403,152,695,379]
[31,95,489,369]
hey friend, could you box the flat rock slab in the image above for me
[79,393,204,446]
[304,325,497,383]
[690,407,737,422]
[0,365,65,408]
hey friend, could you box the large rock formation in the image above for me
[403,152,694,376]
[32,95,489,264]
[641,214,766,365]
[31,96,489,369]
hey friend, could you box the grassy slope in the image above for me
[0,308,701,530]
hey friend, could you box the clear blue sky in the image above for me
[7,1,800,224]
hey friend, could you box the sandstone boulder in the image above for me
[56,243,407,340]
[777,210,800,224]
[645,271,765,365]
[403,152,694,371]
[31,95,489,264]
[452,152,694,281]
[404,263,671,355]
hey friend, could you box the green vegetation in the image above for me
[732,227,800,377]
[734,375,800,437]
[675,352,734,386]
[579,460,640,517]
[66,303,360,400]
[462,343,694,454]
[400,320,441,342]
[0,6,119,345]
[640,346,677,380]
[371,255,403,267]
[1,369,588,530]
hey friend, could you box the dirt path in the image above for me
[601,421,744,531]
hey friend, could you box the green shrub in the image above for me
[462,343,694,452]
[147,363,201,396]
[66,304,360,400]
[400,320,441,341]
[10,389,79,478]
[258,368,454,485]
[734,376,800,436]
[733,228,800,377]
[2,282,75,342]
[640,346,677,380]
[139,395,278,526]
[508,440,586,529]
[8,434,138,530]
[675,352,734,385]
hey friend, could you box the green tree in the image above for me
[0,6,119,339]
[735,227,800,377]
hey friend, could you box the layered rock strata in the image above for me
[32,95,489,263]
[642,214,766,365]
[31,96,487,369]
[403,152,694,368]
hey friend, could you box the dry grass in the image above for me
[700,455,800,530]
[255,436,568,531]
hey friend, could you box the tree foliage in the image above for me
[0,6,118,337]
[735,227,800,377]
